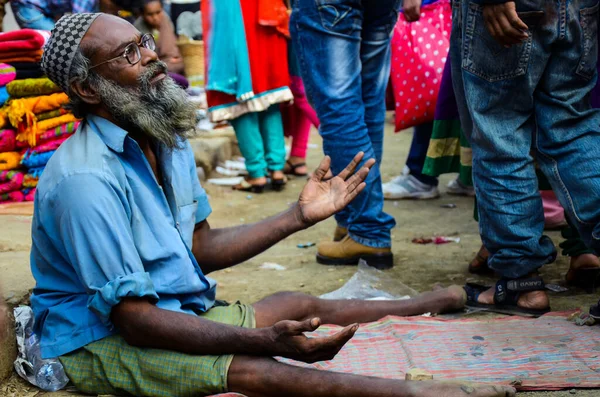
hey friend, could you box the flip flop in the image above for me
[284,160,308,177]
[464,277,551,317]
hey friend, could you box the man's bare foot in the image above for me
[408,381,515,397]
[475,285,549,311]
[420,285,467,313]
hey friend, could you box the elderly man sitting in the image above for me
[30,13,515,397]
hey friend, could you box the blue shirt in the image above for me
[14,0,97,16]
[30,115,216,359]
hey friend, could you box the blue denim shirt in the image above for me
[30,115,216,359]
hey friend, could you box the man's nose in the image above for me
[140,45,159,65]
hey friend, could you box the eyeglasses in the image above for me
[88,33,156,70]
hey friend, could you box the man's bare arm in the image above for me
[192,154,374,274]
[111,298,357,363]
[192,204,305,274]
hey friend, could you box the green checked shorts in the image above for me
[59,302,255,397]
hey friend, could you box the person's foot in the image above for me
[468,245,493,274]
[333,225,348,242]
[446,178,475,197]
[232,176,267,193]
[269,170,287,191]
[284,157,308,177]
[317,235,393,270]
[406,381,515,397]
[383,175,440,200]
[566,253,600,289]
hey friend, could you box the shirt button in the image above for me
[176,222,180,227]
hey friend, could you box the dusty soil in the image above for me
[1,120,599,396]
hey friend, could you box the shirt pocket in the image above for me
[177,201,198,250]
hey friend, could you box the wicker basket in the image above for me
[177,37,205,87]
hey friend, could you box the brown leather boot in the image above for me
[317,235,393,269]
[333,226,348,242]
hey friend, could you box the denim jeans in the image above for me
[12,3,55,30]
[407,122,439,186]
[290,0,399,248]
[453,0,600,278]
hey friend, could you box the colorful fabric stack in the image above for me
[0,29,80,203]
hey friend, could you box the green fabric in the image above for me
[423,119,473,187]
[35,108,65,122]
[230,104,286,178]
[59,302,256,397]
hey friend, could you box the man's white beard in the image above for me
[94,63,198,149]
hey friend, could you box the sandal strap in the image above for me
[495,277,545,305]
[287,160,306,170]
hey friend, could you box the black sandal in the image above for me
[464,276,551,317]
[269,172,288,191]
[284,160,308,177]
[232,179,266,193]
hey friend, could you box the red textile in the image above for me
[0,29,48,52]
[206,0,290,108]
[0,129,16,152]
[207,312,600,396]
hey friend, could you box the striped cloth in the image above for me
[423,57,472,187]
[209,313,600,396]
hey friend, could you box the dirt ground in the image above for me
[2,120,599,396]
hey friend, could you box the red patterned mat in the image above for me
[209,312,600,396]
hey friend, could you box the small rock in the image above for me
[299,283,305,288]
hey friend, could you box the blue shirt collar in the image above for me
[86,114,129,153]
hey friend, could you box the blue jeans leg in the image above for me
[406,122,438,186]
[459,0,575,278]
[291,0,397,248]
[12,3,55,30]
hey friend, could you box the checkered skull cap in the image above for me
[42,13,102,93]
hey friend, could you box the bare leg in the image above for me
[228,356,515,397]
[253,286,466,327]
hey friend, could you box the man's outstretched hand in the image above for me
[483,2,528,47]
[296,152,375,228]
[269,318,358,363]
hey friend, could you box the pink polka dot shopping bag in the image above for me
[390,0,452,131]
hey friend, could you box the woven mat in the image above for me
[209,312,600,396]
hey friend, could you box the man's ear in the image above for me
[70,79,101,105]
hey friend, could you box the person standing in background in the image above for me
[281,0,319,178]
[134,0,184,75]
[10,0,97,30]
[203,0,291,193]
[291,0,399,269]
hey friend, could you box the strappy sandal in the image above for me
[284,160,308,177]
[232,179,266,193]
[463,276,551,317]
[269,172,288,192]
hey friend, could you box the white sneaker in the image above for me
[446,178,475,197]
[383,174,440,200]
